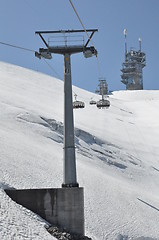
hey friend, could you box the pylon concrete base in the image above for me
[5,187,84,235]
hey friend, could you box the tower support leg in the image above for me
[62,53,79,188]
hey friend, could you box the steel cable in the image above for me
[68,0,102,77]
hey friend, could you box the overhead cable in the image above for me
[0,41,35,53]
[0,40,61,79]
[68,0,102,77]
[42,58,62,79]
[68,0,95,48]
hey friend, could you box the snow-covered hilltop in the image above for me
[0,61,159,240]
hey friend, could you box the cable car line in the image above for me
[0,41,35,53]
[42,58,62,79]
[68,0,95,47]
[0,40,61,79]
[68,0,102,76]
[96,56,102,78]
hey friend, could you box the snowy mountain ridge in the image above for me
[0,61,159,240]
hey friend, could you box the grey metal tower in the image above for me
[96,79,108,96]
[121,29,146,90]
[35,29,97,187]
[95,79,110,109]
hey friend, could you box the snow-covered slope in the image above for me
[0,61,159,240]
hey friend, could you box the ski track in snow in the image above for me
[0,62,159,239]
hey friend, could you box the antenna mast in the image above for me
[124,28,127,61]
[139,37,142,51]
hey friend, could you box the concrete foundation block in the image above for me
[5,187,84,235]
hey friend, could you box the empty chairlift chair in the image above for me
[73,94,85,109]
[89,98,96,105]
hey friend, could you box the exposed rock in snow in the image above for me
[47,226,92,240]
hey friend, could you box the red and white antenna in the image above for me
[123,28,127,60]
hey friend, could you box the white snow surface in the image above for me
[0,61,159,240]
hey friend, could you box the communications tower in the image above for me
[121,29,146,90]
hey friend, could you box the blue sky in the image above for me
[0,0,159,92]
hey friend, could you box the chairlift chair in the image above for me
[96,99,110,109]
[73,94,85,109]
[89,98,96,105]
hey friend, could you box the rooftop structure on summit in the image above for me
[121,29,146,90]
